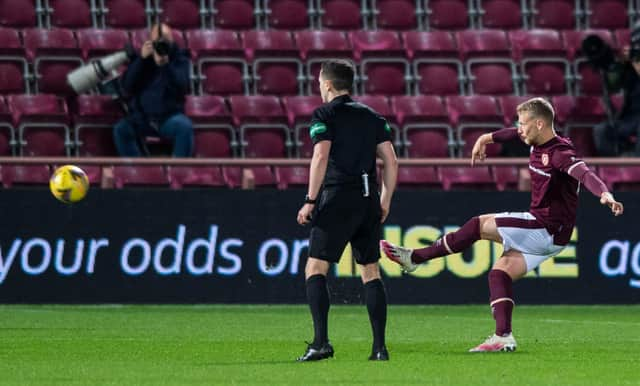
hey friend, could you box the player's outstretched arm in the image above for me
[565,161,624,217]
[600,192,624,216]
[470,133,492,166]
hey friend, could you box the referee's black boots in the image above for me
[368,346,389,361]
[297,342,334,362]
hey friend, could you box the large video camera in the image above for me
[66,44,136,94]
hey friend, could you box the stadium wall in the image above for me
[0,189,638,304]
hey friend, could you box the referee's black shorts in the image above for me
[308,186,382,265]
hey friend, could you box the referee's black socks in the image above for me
[306,274,330,348]
[365,279,387,351]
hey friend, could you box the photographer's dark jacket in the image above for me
[121,46,190,126]
[618,63,640,119]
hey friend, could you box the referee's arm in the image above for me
[308,141,331,200]
[377,141,398,223]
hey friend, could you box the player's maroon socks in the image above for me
[488,269,514,336]
[411,217,481,263]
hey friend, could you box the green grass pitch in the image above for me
[1,305,638,385]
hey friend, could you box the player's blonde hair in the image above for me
[516,97,554,125]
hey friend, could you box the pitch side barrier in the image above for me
[0,157,638,304]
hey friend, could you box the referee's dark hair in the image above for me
[321,59,355,93]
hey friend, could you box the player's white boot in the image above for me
[380,240,418,273]
[469,333,517,352]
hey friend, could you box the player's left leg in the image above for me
[359,262,388,361]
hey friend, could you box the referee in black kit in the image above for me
[296,59,398,362]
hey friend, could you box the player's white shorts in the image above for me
[494,212,566,272]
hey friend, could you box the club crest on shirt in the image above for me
[541,153,549,166]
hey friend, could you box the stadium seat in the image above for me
[493,165,520,191]
[403,31,464,95]
[318,0,367,30]
[392,95,455,158]
[185,95,236,157]
[229,96,291,158]
[563,30,616,96]
[76,28,130,61]
[72,95,123,156]
[0,27,30,94]
[265,0,312,29]
[282,95,322,157]
[615,28,630,48]
[113,166,169,188]
[396,166,442,189]
[509,29,571,95]
[456,29,518,95]
[440,165,495,191]
[186,30,248,96]
[274,166,309,189]
[530,0,577,29]
[598,166,640,191]
[213,0,257,29]
[584,0,629,29]
[46,0,96,28]
[0,96,16,156]
[102,0,152,28]
[157,0,206,29]
[498,95,531,126]
[350,30,410,95]
[243,30,304,96]
[295,30,352,94]
[23,28,83,95]
[168,166,226,189]
[371,0,421,30]
[552,95,602,157]
[223,166,277,188]
[7,94,72,156]
[446,95,503,157]
[476,0,525,29]
[1,165,50,188]
[426,0,471,30]
[0,0,39,27]
[355,95,402,150]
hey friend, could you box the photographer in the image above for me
[113,23,193,157]
[592,25,640,156]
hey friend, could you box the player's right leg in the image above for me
[381,214,502,271]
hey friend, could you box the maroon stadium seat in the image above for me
[187,29,248,96]
[392,95,455,158]
[397,166,442,189]
[447,95,503,157]
[350,30,410,95]
[493,166,520,191]
[72,95,123,156]
[265,0,311,29]
[158,0,205,29]
[47,0,95,28]
[229,96,291,158]
[371,0,420,30]
[598,166,640,191]
[0,27,29,94]
[102,0,151,28]
[456,30,518,95]
[1,165,50,187]
[295,30,352,94]
[0,96,16,156]
[168,166,226,189]
[355,95,402,149]
[213,0,256,29]
[223,166,277,188]
[113,166,169,188]
[318,0,366,30]
[498,95,531,126]
[426,0,470,30]
[509,29,571,95]
[552,95,602,157]
[563,30,616,96]
[0,0,38,27]
[476,0,524,29]
[403,31,463,95]
[23,28,83,95]
[185,95,236,157]
[243,30,303,96]
[76,28,130,61]
[282,95,322,157]
[585,0,628,29]
[440,166,495,191]
[615,29,630,48]
[275,166,309,189]
[530,0,577,29]
[7,94,72,156]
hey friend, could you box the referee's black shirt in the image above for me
[309,95,392,187]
